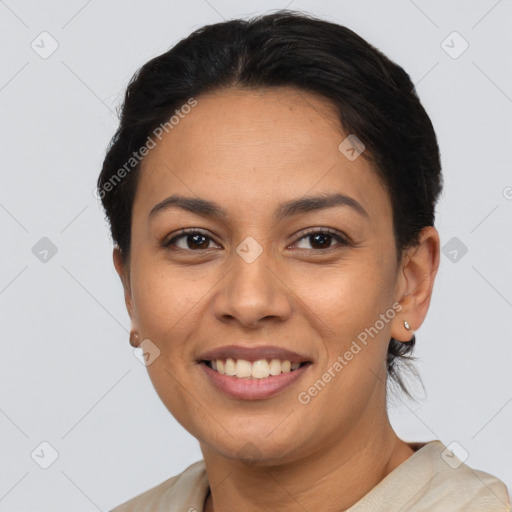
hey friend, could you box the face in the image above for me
[115,86,430,465]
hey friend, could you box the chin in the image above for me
[200,426,308,467]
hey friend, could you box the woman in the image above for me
[98,11,510,511]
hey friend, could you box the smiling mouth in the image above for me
[201,358,311,379]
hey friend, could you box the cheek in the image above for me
[292,261,393,341]
[144,358,208,440]
[131,261,207,343]
[294,260,395,403]
[129,263,207,431]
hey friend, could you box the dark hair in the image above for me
[98,10,442,397]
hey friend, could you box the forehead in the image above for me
[135,86,391,225]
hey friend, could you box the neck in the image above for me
[201,411,414,512]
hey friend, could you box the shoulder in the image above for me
[109,459,209,512]
[403,441,510,511]
[425,442,511,511]
[349,440,511,512]
[426,441,510,512]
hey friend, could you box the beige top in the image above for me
[111,440,511,511]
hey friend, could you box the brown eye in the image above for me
[163,229,220,251]
[292,228,349,251]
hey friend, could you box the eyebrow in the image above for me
[149,192,370,222]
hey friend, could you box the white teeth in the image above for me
[252,359,270,379]
[235,359,252,378]
[269,359,282,376]
[210,358,304,378]
[225,357,236,376]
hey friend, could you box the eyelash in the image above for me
[162,227,350,253]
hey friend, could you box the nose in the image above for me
[211,243,293,329]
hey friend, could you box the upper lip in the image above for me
[197,345,312,364]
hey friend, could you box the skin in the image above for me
[113,86,440,511]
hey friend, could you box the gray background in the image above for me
[1,0,511,509]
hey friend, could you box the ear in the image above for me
[113,246,137,329]
[391,226,440,342]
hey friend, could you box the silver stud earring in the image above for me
[404,320,411,330]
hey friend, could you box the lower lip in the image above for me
[199,362,311,400]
